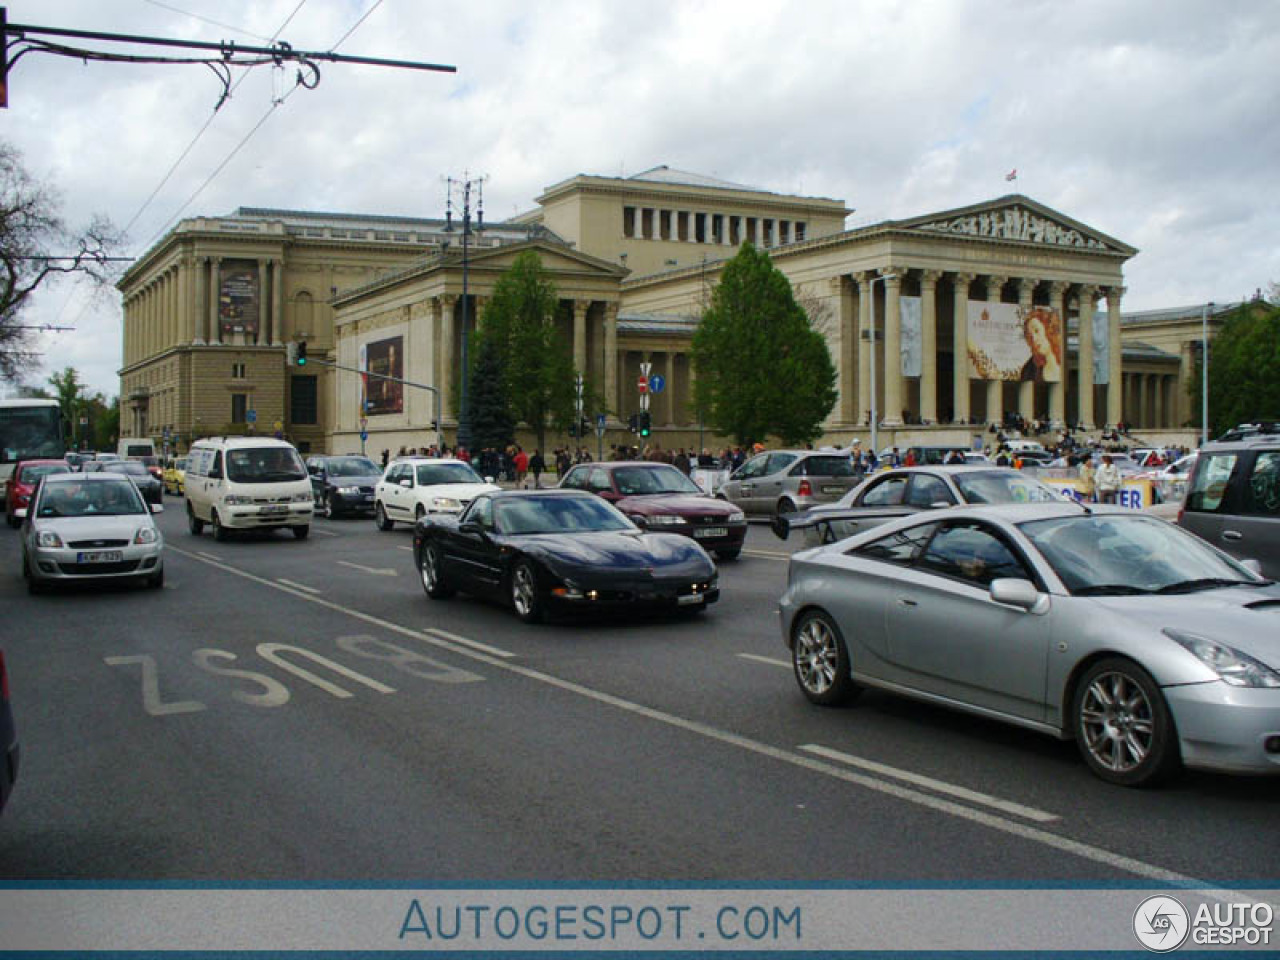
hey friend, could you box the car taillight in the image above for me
[798,479,812,497]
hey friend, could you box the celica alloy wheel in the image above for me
[510,560,544,624]
[420,542,454,599]
[791,610,861,706]
[1073,657,1180,787]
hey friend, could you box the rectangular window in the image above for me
[1186,453,1237,513]
[231,362,246,379]
[695,213,706,243]
[291,375,318,426]
[795,222,807,242]
[659,210,671,241]
[763,219,775,247]
[1241,452,1280,516]
[231,393,248,424]
[623,206,635,238]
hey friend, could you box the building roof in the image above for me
[617,312,700,336]
[625,165,764,193]
[1120,301,1241,326]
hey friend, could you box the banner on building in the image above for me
[967,302,1063,382]
[900,296,922,378]
[218,260,260,338]
[1093,309,1110,385]
[362,335,404,416]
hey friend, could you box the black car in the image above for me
[81,459,163,505]
[306,455,382,518]
[1,649,17,815]
[413,489,719,623]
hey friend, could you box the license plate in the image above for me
[77,550,123,563]
[677,593,705,606]
[260,504,288,515]
[694,527,728,538]
[822,485,844,494]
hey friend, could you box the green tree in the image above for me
[476,250,577,453]
[691,243,837,445]
[1190,298,1280,437]
[1,140,121,381]
[47,365,86,445]
[464,332,515,453]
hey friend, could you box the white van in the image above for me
[184,437,313,540]
[118,437,156,459]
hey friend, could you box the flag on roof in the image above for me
[1005,169,1017,182]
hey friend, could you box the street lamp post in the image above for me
[444,173,486,454]
[1200,301,1214,447]
[866,271,897,457]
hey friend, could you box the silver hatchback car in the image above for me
[781,502,1280,786]
[717,450,859,518]
[21,472,165,593]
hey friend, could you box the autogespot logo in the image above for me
[1133,895,1190,952]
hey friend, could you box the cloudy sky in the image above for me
[5,0,1278,397]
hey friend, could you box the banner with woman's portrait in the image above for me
[900,296,922,378]
[361,335,404,415]
[967,302,1064,382]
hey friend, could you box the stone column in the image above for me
[208,257,222,344]
[1106,286,1124,428]
[1154,374,1167,429]
[952,274,974,424]
[919,270,941,425]
[1048,282,1068,427]
[664,351,676,426]
[439,295,457,422]
[985,275,1006,425]
[1178,339,1194,429]
[573,299,589,374]
[1017,278,1036,420]
[1076,285,1097,431]
[881,269,905,428]
[271,259,284,345]
[255,260,269,347]
[832,276,855,425]
[604,301,619,417]
[857,274,873,425]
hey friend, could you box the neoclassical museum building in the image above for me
[117,166,1228,454]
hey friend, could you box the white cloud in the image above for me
[6,0,1278,397]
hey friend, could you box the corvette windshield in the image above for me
[496,495,634,535]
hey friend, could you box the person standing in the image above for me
[1077,455,1097,502]
[529,449,545,489]
[1095,455,1121,504]
[513,446,529,488]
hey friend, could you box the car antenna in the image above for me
[1076,495,1092,516]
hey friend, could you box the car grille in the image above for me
[690,514,730,524]
[67,539,130,548]
[57,560,141,575]
[252,495,294,504]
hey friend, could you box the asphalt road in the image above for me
[1,499,1276,885]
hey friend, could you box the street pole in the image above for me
[1201,301,1213,447]
[867,271,897,457]
[445,174,486,455]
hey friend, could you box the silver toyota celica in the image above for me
[779,501,1280,786]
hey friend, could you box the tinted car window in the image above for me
[735,455,770,480]
[561,467,588,490]
[496,495,633,535]
[792,455,854,477]
[18,464,70,482]
[38,479,146,518]
[918,523,1031,587]
[587,468,613,493]
[954,470,1060,504]
[227,448,305,482]
[1242,452,1280,516]
[766,453,799,475]
[416,462,483,486]
[905,474,955,508]
[853,523,937,564]
[614,465,701,495]
[861,475,908,507]
[1187,453,1238,512]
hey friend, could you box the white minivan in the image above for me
[184,437,314,540]
[118,437,156,459]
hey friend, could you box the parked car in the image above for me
[307,454,383,518]
[414,489,719,623]
[375,457,499,530]
[0,649,16,815]
[1178,435,1279,578]
[64,451,89,471]
[21,472,165,592]
[163,457,188,496]
[81,458,163,506]
[5,459,72,528]
[717,450,859,518]
[773,465,1064,545]
[781,502,1280,786]
[185,437,313,541]
[560,461,747,560]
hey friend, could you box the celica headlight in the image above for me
[36,530,64,548]
[432,497,462,512]
[134,527,159,545]
[645,514,683,525]
[1165,629,1280,688]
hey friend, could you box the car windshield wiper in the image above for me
[1073,584,1154,596]
[1156,577,1272,594]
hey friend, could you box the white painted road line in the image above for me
[167,543,1227,893]
[742,548,791,560]
[311,528,339,537]
[276,578,322,595]
[196,551,221,562]
[800,743,1061,824]
[426,627,522,659]
[397,545,413,552]
[336,560,399,577]
[738,653,791,669]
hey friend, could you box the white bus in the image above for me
[0,398,66,488]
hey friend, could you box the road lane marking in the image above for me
[311,529,339,537]
[800,743,1060,823]
[336,560,399,577]
[738,653,791,669]
[197,551,221,562]
[742,548,791,560]
[277,578,322,595]
[397,545,413,552]
[165,543,1230,892]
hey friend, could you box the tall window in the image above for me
[232,362,246,379]
[231,393,248,423]
[291,375,318,425]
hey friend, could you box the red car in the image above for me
[5,459,72,528]
[559,461,748,560]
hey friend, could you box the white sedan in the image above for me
[375,458,499,530]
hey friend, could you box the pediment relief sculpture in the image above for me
[916,206,1110,251]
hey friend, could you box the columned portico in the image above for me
[952,273,974,425]
[985,275,1006,426]
[919,270,941,425]
[1017,277,1035,420]
[1106,286,1124,427]
[1076,285,1097,431]
[1048,282,1069,427]
[880,269,904,428]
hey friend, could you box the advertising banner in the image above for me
[967,302,1063,382]
[1093,309,1110,385]
[362,335,404,416]
[218,260,260,338]
[899,295,922,378]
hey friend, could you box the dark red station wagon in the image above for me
[559,461,748,561]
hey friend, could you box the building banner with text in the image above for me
[1093,309,1110,384]
[967,302,1064,382]
[218,260,260,338]
[362,335,404,416]
[900,296,922,378]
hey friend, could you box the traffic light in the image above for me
[628,413,639,434]
[568,420,578,438]
[296,340,308,366]
[638,411,651,437]
[579,417,589,438]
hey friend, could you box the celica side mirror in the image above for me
[989,578,1042,612]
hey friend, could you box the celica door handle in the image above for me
[1221,530,1243,542]
[896,597,918,607]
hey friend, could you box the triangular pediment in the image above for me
[457,239,628,277]
[897,195,1135,257]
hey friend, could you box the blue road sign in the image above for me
[596,413,606,429]
[360,430,368,441]
[648,374,665,394]
[245,409,257,424]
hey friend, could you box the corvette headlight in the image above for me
[336,486,361,494]
[645,514,683,525]
[727,511,746,523]
[134,527,159,545]
[1165,629,1280,688]
[36,530,64,548]
[432,497,462,512]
